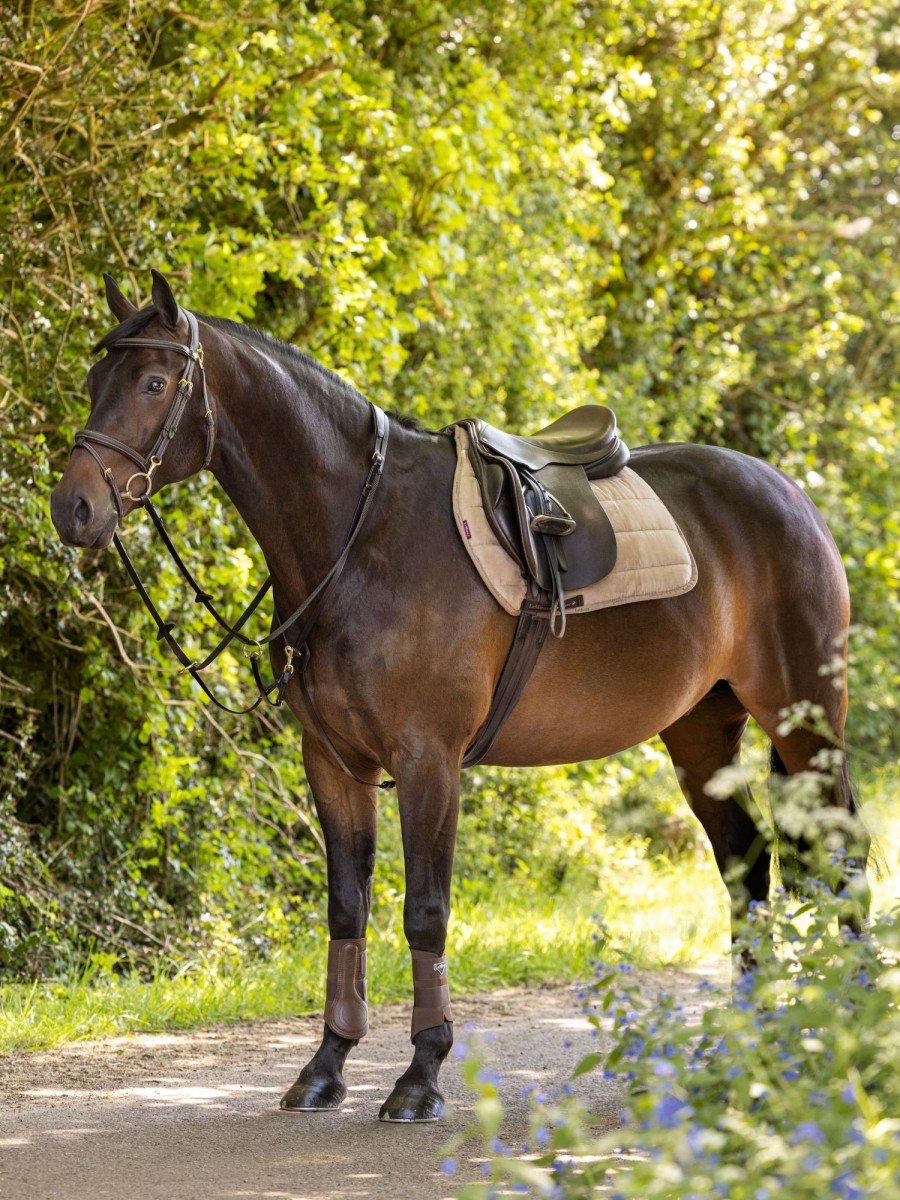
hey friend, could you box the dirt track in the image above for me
[0,961,729,1200]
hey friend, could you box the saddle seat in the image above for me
[468,405,627,476]
[444,406,630,630]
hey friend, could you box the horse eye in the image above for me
[146,379,165,394]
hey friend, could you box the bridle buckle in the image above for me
[122,455,161,503]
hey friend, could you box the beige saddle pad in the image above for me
[451,426,697,616]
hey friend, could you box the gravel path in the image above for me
[0,961,729,1200]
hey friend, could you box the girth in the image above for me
[446,406,630,767]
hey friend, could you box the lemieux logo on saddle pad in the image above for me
[451,426,698,617]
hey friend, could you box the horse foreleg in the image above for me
[280,732,379,1113]
[379,752,459,1123]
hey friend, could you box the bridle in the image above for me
[74,309,215,517]
[70,307,395,788]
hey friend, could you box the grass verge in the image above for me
[0,849,727,1055]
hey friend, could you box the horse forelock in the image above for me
[93,305,158,354]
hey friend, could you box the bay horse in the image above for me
[50,271,868,1122]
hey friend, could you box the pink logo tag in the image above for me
[463,520,472,540]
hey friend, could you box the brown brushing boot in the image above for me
[280,937,367,1111]
[379,949,453,1122]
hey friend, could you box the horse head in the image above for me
[51,270,214,549]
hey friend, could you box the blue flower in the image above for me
[654,1094,693,1128]
[831,1170,862,1199]
[794,1120,826,1145]
[476,1068,502,1085]
[441,1159,457,1175]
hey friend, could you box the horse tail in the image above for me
[769,741,884,881]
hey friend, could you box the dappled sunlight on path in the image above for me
[0,967,729,1199]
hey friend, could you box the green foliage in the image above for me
[450,888,900,1199]
[0,1,897,973]
[0,847,725,1052]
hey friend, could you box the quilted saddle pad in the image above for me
[451,425,698,617]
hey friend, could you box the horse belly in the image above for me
[480,591,725,767]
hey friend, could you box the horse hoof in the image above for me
[279,1077,347,1112]
[378,1084,444,1123]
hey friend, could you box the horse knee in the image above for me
[403,900,450,953]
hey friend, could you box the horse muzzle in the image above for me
[50,472,118,549]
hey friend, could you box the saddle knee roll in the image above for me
[324,937,369,1040]
[410,948,453,1041]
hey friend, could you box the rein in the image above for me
[72,308,397,787]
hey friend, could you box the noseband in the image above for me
[73,309,215,516]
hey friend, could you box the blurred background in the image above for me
[0,1,897,998]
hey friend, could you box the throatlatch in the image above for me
[410,949,453,1042]
[324,937,369,1040]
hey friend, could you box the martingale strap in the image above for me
[73,306,549,788]
[112,402,391,726]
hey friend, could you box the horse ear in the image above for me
[103,274,137,322]
[150,269,181,329]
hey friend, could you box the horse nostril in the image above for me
[74,496,92,528]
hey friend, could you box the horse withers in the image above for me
[50,271,869,1122]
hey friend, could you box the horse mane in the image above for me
[94,306,427,432]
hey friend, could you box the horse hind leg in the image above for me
[733,639,871,927]
[660,682,771,944]
[763,719,870,926]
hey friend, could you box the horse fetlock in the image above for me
[378,1041,449,1124]
[324,936,368,1040]
[279,1028,355,1112]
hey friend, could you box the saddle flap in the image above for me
[529,463,618,591]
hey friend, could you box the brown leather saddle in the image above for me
[447,406,630,632]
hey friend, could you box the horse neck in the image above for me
[202,323,377,593]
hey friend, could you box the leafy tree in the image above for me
[0,0,896,973]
